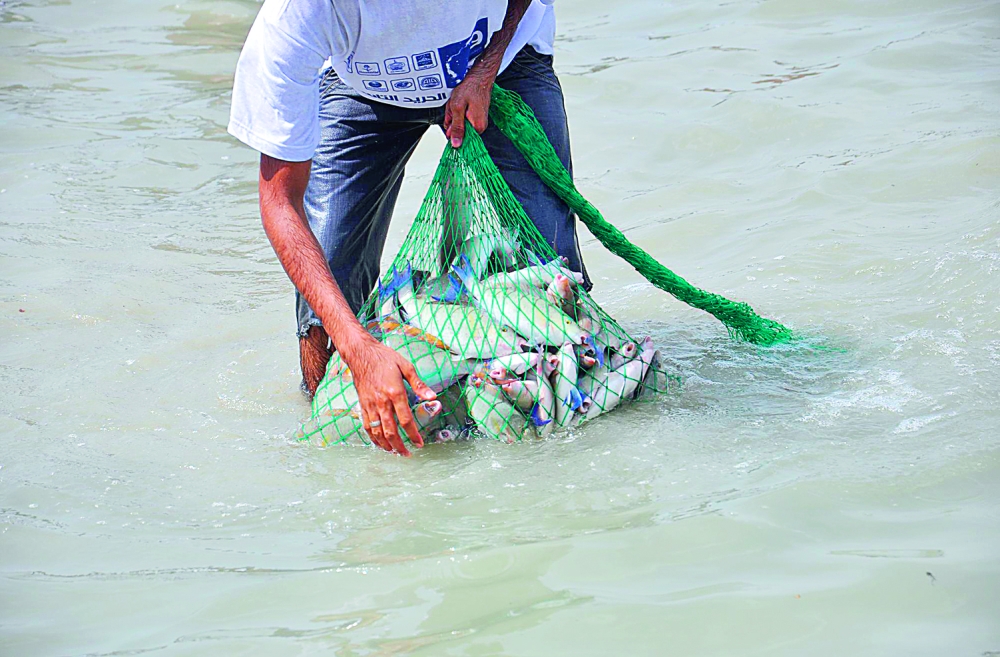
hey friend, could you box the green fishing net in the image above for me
[298,132,674,447]
[296,86,790,447]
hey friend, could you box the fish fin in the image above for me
[391,264,412,293]
[531,404,552,427]
[451,254,476,289]
[431,273,464,303]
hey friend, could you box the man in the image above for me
[229,0,586,455]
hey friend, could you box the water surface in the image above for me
[2,0,999,654]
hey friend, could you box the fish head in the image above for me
[582,334,605,367]
[488,364,511,383]
[621,342,638,359]
[552,274,573,300]
[416,400,443,421]
[579,354,598,369]
[434,428,456,443]
[500,380,522,395]
[578,395,593,415]
[539,355,557,378]
[547,353,560,373]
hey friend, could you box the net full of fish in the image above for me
[296,127,676,448]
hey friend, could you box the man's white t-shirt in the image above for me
[228,0,556,163]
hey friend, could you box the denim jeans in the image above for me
[296,46,587,337]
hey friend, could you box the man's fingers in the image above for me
[362,407,390,451]
[448,101,467,148]
[469,104,489,134]
[400,360,436,401]
[393,397,424,449]
[378,405,410,457]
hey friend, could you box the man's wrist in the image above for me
[334,322,375,361]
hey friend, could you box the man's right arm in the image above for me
[258,155,436,456]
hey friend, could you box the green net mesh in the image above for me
[296,125,676,447]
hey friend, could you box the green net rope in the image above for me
[489,84,793,346]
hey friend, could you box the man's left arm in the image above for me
[443,0,532,148]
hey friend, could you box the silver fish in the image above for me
[501,379,538,412]
[458,232,519,280]
[487,352,541,378]
[533,357,555,436]
[390,334,478,394]
[465,374,533,443]
[398,276,525,359]
[579,338,655,420]
[608,341,637,370]
[549,344,584,428]
[455,256,590,347]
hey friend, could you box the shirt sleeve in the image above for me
[227,1,335,162]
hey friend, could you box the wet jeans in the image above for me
[295,46,587,337]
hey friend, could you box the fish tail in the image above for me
[530,403,552,427]
[432,273,465,303]
[451,254,476,289]
[567,387,584,411]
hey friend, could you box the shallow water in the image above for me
[2,0,998,654]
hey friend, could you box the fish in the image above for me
[432,424,467,443]
[296,400,443,447]
[549,344,584,428]
[574,336,605,368]
[458,232,520,280]
[376,264,414,319]
[464,374,533,443]
[311,374,360,418]
[532,358,555,436]
[634,349,675,399]
[487,352,541,378]
[545,273,576,314]
[500,379,538,412]
[397,274,525,359]
[453,255,591,348]
[608,341,637,371]
[389,334,477,394]
[578,338,655,420]
[482,259,583,293]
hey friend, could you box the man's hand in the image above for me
[444,0,531,148]
[340,332,437,456]
[444,73,493,149]
[258,154,435,456]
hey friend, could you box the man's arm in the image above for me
[258,155,435,456]
[444,0,532,147]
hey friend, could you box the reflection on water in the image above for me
[1,0,998,654]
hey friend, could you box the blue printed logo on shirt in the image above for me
[355,61,381,76]
[437,17,488,89]
[362,79,388,92]
[418,74,443,90]
[412,51,437,71]
[391,78,415,92]
[384,56,410,75]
